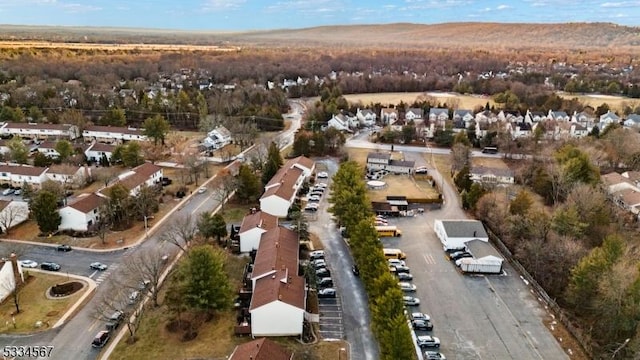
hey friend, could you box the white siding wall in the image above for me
[239,228,266,253]
[251,301,304,337]
[59,207,94,232]
[0,260,22,303]
[260,196,290,217]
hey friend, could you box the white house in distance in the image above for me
[85,142,116,163]
[380,108,399,125]
[238,209,278,253]
[0,254,23,303]
[405,108,424,121]
[469,166,515,186]
[34,141,61,158]
[82,125,147,144]
[203,126,232,150]
[356,108,377,127]
[0,122,79,140]
[249,227,305,337]
[46,165,91,189]
[327,114,353,132]
[0,200,29,233]
[58,193,107,232]
[434,219,489,250]
[259,156,315,217]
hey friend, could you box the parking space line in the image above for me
[423,253,436,265]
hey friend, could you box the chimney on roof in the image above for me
[473,230,477,237]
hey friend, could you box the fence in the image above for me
[486,228,593,358]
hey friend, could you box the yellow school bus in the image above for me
[383,248,407,260]
[375,225,402,237]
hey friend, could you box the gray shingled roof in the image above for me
[440,220,488,239]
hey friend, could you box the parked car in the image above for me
[304,204,319,212]
[388,259,406,267]
[2,188,14,196]
[308,195,321,202]
[317,277,334,288]
[13,189,21,196]
[309,250,325,260]
[315,268,331,277]
[317,171,329,178]
[107,310,124,326]
[450,251,473,261]
[18,260,38,268]
[412,319,434,331]
[57,244,72,252]
[313,259,327,268]
[416,335,441,349]
[312,185,325,192]
[390,265,411,274]
[424,351,446,360]
[128,291,140,305]
[318,288,336,298]
[403,296,420,306]
[315,182,328,188]
[40,262,61,271]
[415,166,429,174]
[396,272,413,281]
[90,262,108,271]
[410,312,431,322]
[444,245,468,253]
[91,330,110,348]
[309,191,324,197]
[198,186,207,194]
[399,282,417,292]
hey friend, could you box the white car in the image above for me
[19,260,38,268]
[399,282,417,292]
[317,171,329,178]
[316,182,328,188]
[308,195,321,202]
[198,186,207,194]
[388,259,406,267]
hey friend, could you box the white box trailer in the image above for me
[459,255,503,274]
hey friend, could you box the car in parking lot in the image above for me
[450,251,473,261]
[318,287,336,298]
[317,277,334,288]
[313,259,326,268]
[1,188,14,196]
[410,312,431,322]
[90,262,108,271]
[317,171,329,178]
[390,264,411,273]
[106,310,124,328]
[396,272,413,281]
[424,351,446,360]
[40,262,61,271]
[304,203,319,212]
[412,319,434,331]
[416,335,441,349]
[91,330,110,348]
[57,244,72,252]
[128,291,140,305]
[403,296,420,306]
[388,259,406,267]
[309,250,325,260]
[315,268,331,277]
[308,195,321,202]
[315,182,328,188]
[309,190,324,197]
[18,260,38,268]
[13,189,21,196]
[399,282,417,292]
[444,245,468,253]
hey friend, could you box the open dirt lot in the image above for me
[344,92,492,109]
[368,174,439,202]
[471,156,510,169]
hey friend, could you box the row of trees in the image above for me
[328,161,415,360]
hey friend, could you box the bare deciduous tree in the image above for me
[120,250,168,308]
[161,214,198,253]
[210,168,237,212]
[0,202,28,235]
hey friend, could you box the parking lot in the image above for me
[379,213,568,360]
[318,296,344,340]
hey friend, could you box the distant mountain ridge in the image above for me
[0,22,638,49]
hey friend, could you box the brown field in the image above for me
[471,156,510,169]
[344,92,640,112]
[0,41,239,52]
[368,175,439,202]
[345,92,493,109]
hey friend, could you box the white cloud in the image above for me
[601,1,640,7]
[62,3,101,13]
[497,4,510,10]
[201,0,246,12]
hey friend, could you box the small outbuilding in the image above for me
[434,219,489,250]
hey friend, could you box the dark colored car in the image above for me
[450,251,473,261]
[315,268,331,278]
[105,310,124,331]
[352,265,360,276]
[392,265,411,273]
[56,244,72,252]
[412,319,434,331]
[91,330,110,348]
[317,277,334,288]
[396,272,413,281]
[40,262,61,271]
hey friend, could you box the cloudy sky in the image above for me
[0,0,638,30]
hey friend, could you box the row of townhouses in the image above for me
[0,122,147,143]
[232,156,316,338]
[328,107,640,141]
[602,171,640,220]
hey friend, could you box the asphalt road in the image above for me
[309,159,380,360]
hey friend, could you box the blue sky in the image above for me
[0,0,638,31]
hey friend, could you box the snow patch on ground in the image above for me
[586,94,624,99]
[426,92,457,98]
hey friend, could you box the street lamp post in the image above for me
[144,215,149,239]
